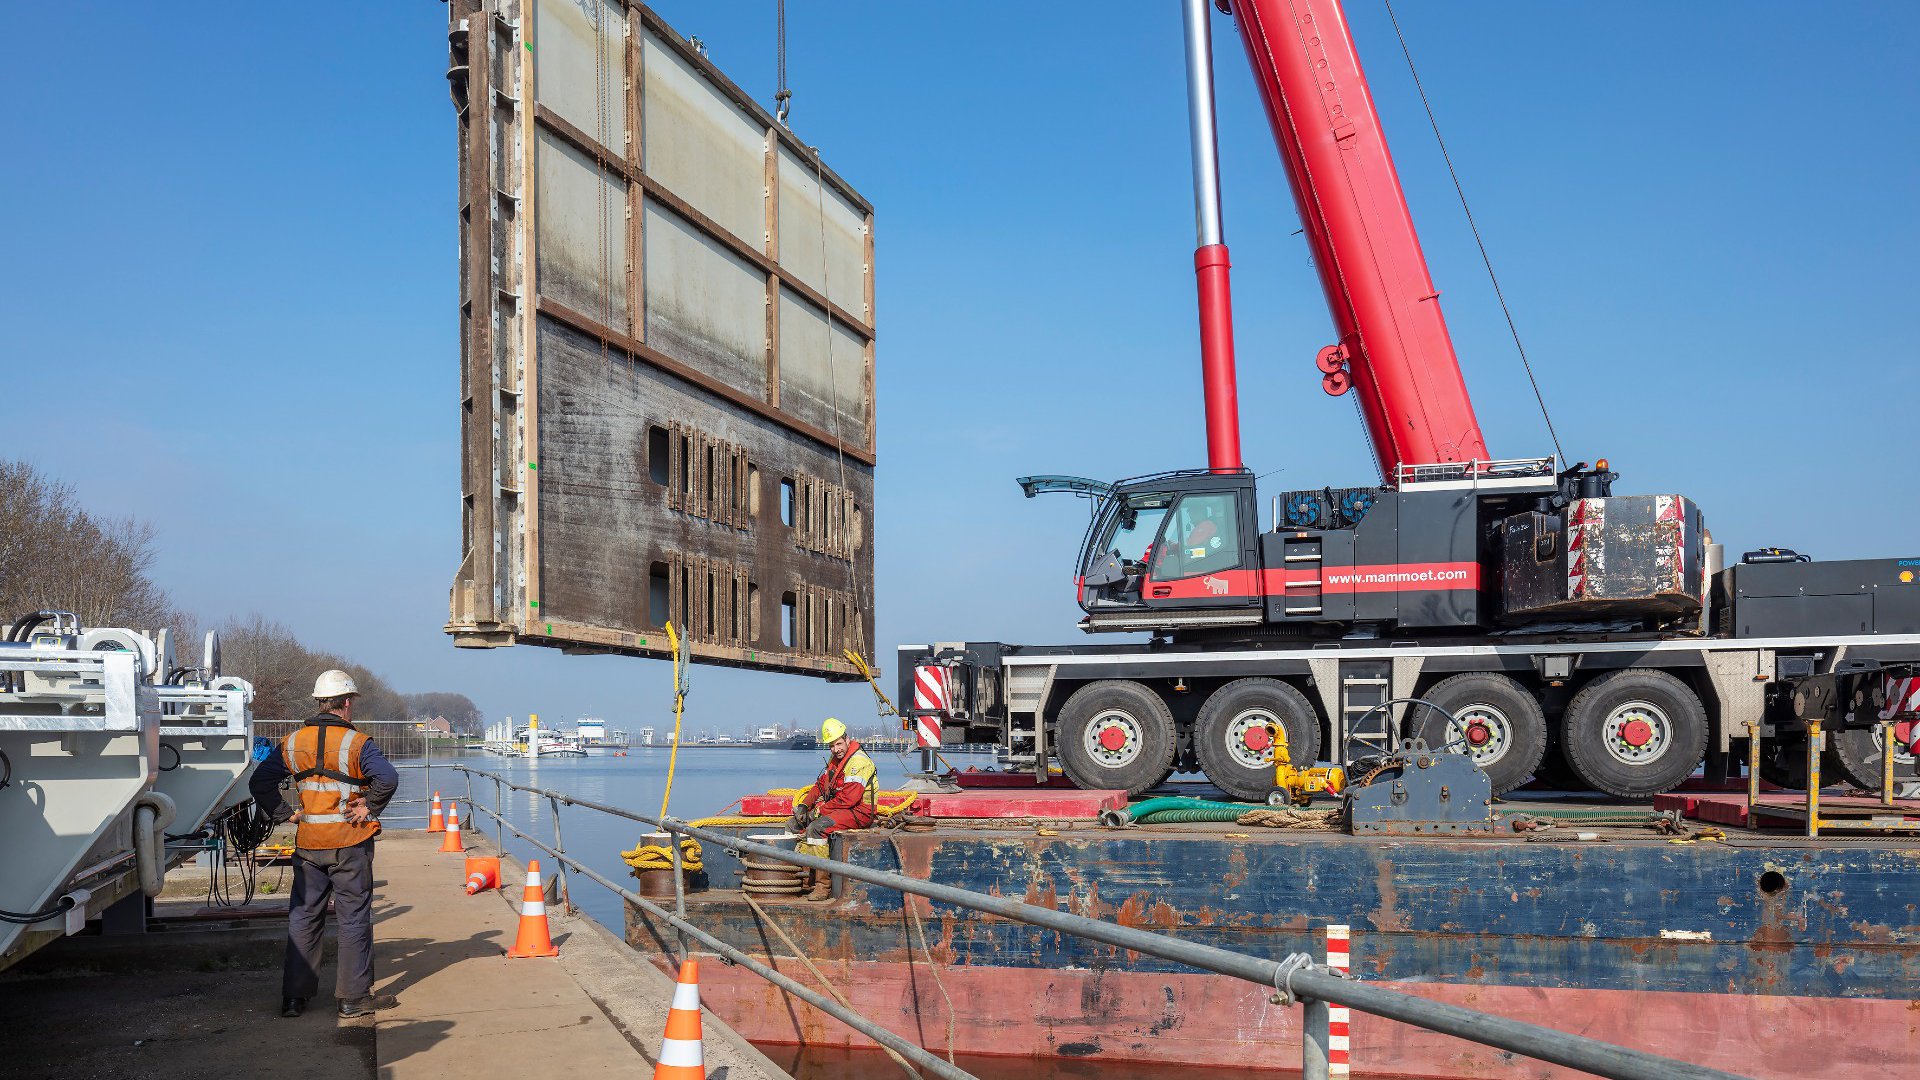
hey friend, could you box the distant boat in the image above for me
[530,738,587,758]
[784,732,818,751]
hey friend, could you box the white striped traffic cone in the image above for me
[505,859,559,958]
[653,958,704,1078]
[437,802,464,853]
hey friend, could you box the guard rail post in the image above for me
[669,833,689,964]
[492,775,506,855]
[1303,997,1332,1080]
[547,792,573,913]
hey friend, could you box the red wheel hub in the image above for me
[1620,719,1654,748]
[1464,721,1492,747]
[1098,726,1130,752]
[1242,726,1273,753]
[1896,719,1917,753]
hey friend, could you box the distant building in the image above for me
[416,716,452,736]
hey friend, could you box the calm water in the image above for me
[387,748,1275,1078]
[389,746,993,933]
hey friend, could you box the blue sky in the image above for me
[4,2,1916,735]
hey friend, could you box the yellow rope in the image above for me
[621,776,920,878]
[621,836,704,873]
[626,622,700,877]
[659,622,687,822]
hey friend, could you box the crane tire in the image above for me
[1826,725,1918,795]
[1194,678,1321,803]
[1408,673,1548,797]
[1056,681,1178,796]
[1562,669,1707,798]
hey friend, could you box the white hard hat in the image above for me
[313,669,359,699]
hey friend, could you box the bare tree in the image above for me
[0,459,186,632]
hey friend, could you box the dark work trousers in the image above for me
[284,839,376,1004]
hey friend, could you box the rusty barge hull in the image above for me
[626,824,1920,1077]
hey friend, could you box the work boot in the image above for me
[338,994,399,1018]
[804,872,833,902]
[280,997,307,1018]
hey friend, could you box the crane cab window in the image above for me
[1091,492,1173,574]
[1150,492,1241,580]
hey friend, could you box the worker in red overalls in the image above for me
[785,717,877,901]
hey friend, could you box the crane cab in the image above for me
[1026,469,1266,635]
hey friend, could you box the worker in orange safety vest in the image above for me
[249,669,399,1019]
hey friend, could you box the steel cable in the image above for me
[1381,0,1565,463]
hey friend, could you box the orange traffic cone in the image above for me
[463,855,500,895]
[427,792,445,833]
[505,859,560,958]
[653,959,704,1078]
[438,803,465,853]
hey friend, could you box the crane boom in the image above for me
[1229,0,1490,479]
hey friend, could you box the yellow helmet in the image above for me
[820,717,847,743]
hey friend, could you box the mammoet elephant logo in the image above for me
[1202,575,1229,596]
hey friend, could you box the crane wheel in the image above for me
[1055,681,1178,796]
[1409,673,1547,797]
[1561,669,1707,799]
[1826,725,1918,795]
[1194,678,1321,803]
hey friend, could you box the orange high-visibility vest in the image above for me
[282,718,379,849]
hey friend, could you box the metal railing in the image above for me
[445,764,1745,1080]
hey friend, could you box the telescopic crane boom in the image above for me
[1193,0,1491,481]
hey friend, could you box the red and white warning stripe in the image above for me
[1881,675,1920,721]
[913,665,949,748]
[1565,500,1593,598]
[1327,924,1350,1076]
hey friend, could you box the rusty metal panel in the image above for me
[445,0,875,680]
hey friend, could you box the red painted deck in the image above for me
[1655,789,1920,828]
[738,789,1127,820]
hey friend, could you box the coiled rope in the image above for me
[622,788,921,880]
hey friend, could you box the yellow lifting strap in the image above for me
[843,649,900,720]
[627,622,701,877]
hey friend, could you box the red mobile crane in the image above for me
[903,0,1920,803]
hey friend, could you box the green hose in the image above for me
[1125,796,1258,818]
[1107,796,1265,827]
[1133,807,1252,824]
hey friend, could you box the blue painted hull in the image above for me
[630,824,1920,1075]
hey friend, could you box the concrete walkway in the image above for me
[373,831,788,1080]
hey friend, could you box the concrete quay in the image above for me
[0,830,789,1080]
